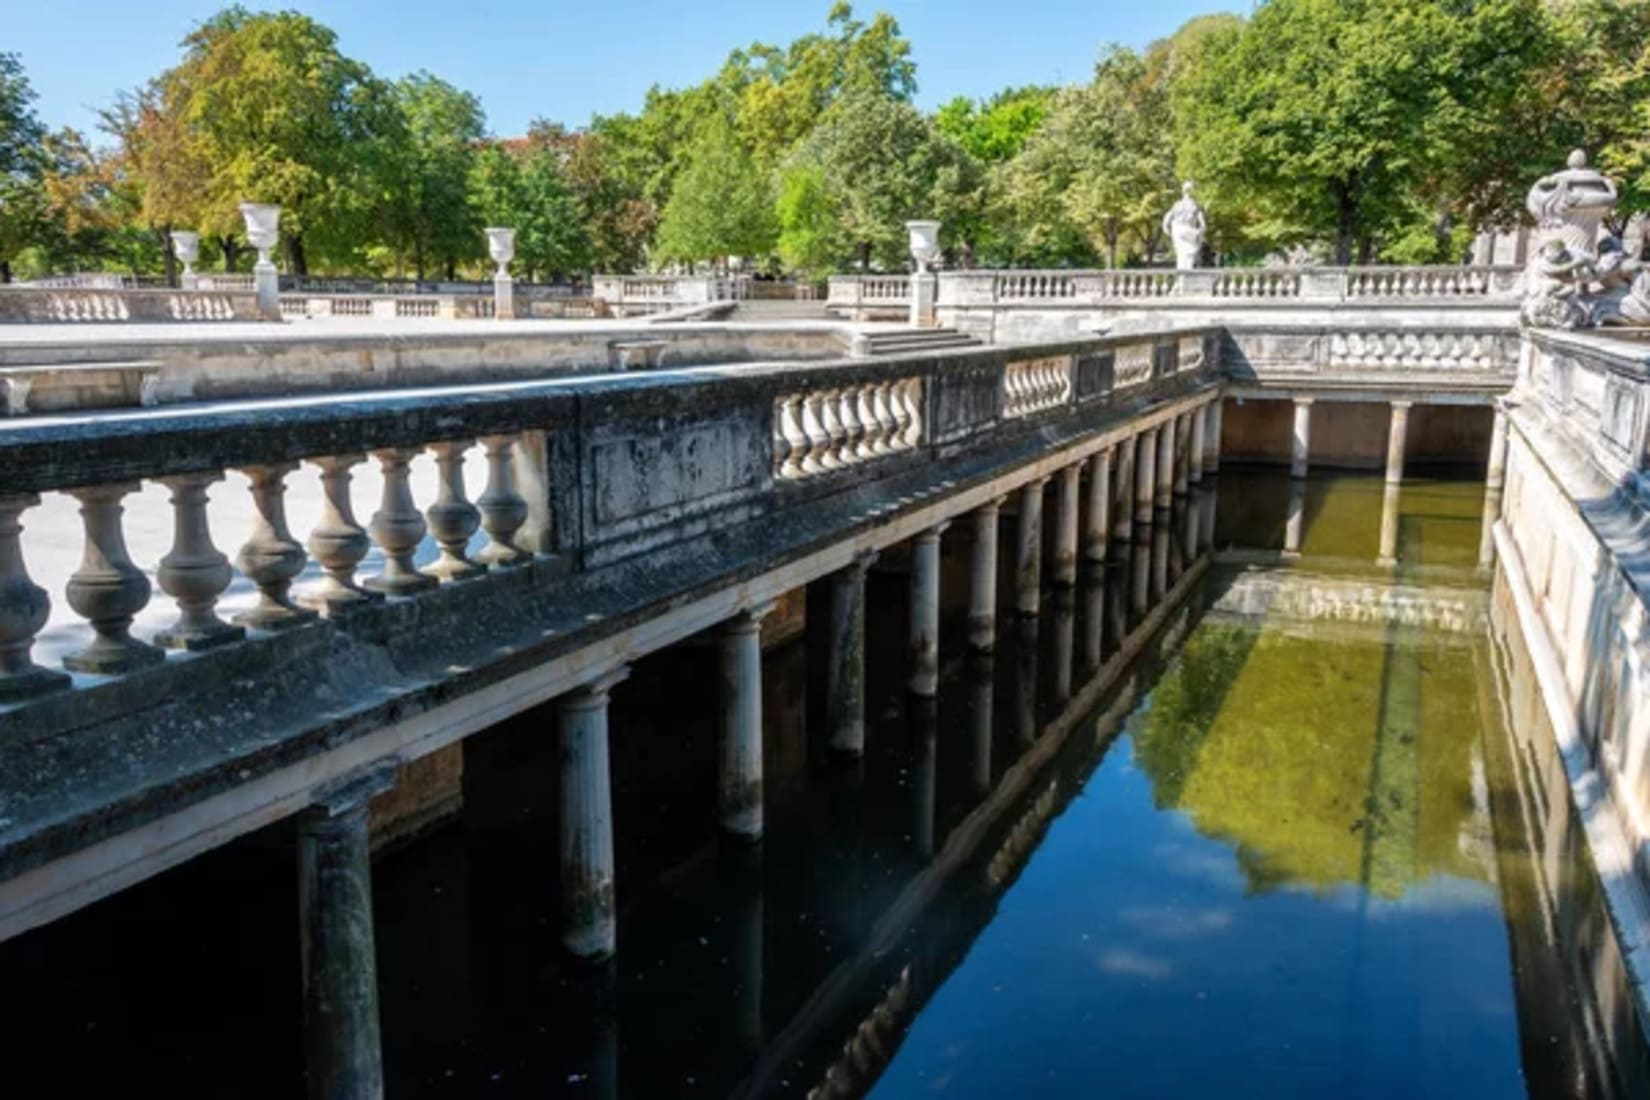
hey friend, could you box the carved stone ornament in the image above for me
[1162,181,1207,271]
[1521,151,1650,330]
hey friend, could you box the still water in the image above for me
[1,468,1643,1097]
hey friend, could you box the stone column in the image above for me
[1283,477,1307,558]
[1189,406,1207,485]
[1013,617,1039,747]
[1051,590,1075,706]
[1134,429,1157,524]
[1082,561,1105,672]
[1112,437,1135,545]
[1204,400,1223,475]
[1016,479,1047,616]
[1480,401,1512,569]
[909,524,948,696]
[1377,483,1403,567]
[1085,448,1112,564]
[909,696,938,857]
[968,498,1003,652]
[1130,525,1151,617]
[727,849,764,1053]
[1384,401,1412,485]
[1155,420,1175,510]
[1150,513,1170,601]
[1290,397,1314,479]
[560,668,628,960]
[827,554,876,756]
[299,765,396,1100]
[1172,413,1191,498]
[1053,465,1081,588]
[721,606,771,840]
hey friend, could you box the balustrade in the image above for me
[0,287,259,323]
[0,330,1213,708]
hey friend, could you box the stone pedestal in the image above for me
[494,274,514,321]
[299,766,396,1100]
[560,669,628,960]
[721,608,770,839]
[254,260,279,320]
[910,269,937,328]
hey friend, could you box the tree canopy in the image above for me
[4,1,1650,282]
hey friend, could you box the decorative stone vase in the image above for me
[1526,150,1618,258]
[905,220,942,271]
[485,227,516,279]
[239,203,281,265]
[170,230,200,288]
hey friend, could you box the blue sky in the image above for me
[9,0,1239,140]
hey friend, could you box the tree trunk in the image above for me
[445,256,456,281]
[414,241,425,283]
[218,236,240,272]
[0,260,11,284]
[286,235,309,277]
[1333,182,1357,266]
[1356,236,1375,264]
[158,226,178,287]
[857,241,871,271]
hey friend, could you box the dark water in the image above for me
[0,469,1643,1098]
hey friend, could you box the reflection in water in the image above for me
[0,469,1642,1100]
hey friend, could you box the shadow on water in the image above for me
[0,472,1642,1099]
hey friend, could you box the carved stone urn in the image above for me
[906,220,942,271]
[239,203,281,266]
[170,230,200,288]
[1526,150,1618,258]
[485,227,516,278]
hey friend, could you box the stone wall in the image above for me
[1220,397,1492,468]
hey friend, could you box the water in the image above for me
[0,468,1643,1098]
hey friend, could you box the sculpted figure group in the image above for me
[1521,150,1650,330]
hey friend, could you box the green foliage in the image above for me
[379,73,485,279]
[469,141,589,281]
[0,52,48,279]
[653,115,776,265]
[934,87,1052,165]
[775,158,847,278]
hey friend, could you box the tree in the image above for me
[1171,0,1556,264]
[166,7,401,274]
[775,158,847,278]
[381,72,485,279]
[469,142,589,282]
[934,86,1052,166]
[0,52,48,282]
[653,116,776,266]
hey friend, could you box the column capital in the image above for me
[726,602,776,631]
[1293,395,1315,408]
[565,665,631,708]
[915,520,951,541]
[304,759,399,824]
[1389,399,1415,411]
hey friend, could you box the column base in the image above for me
[155,618,247,652]
[0,663,70,700]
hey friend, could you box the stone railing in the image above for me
[279,294,499,321]
[824,274,913,316]
[0,286,262,323]
[591,274,749,317]
[1223,326,1519,393]
[195,274,256,292]
[1001,356,1074,418]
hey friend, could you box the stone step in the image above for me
[859,328,982,355]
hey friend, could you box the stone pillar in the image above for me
[1085,447,1112,563]
[1155,420,1175,510]
[720,607,770,839]
[1204,400,1223,475]
[560,668,629,960]
[1013,617,1039,747]
[1111,437,1135,545]
[1131,525,1151,617]
[967,652,994,795]
[727,849,764,1053]
[1016,479,1047,616]
[299,765,396,1100]
[1053,465,1081,588]
[1051,590,1074,706]
[1189,407,1207,485]
[1082,561,1105,672]
[1384,401,1412,485]
[910,269,937,328]
[1150,514,1170,601]
[1377,482,1403,567]
[909,524,948,696]
[1283,477,1307,558]
[1290,397,1314,479]
[1134,429,1157,523]
[1480,401,1511,569]
[968,498,1003,652]
[1172,413,1191,498]
[827,554,876,755]
[909,696,938,857]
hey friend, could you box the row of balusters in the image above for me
[773,378,924,479]
[0,434,538,701]
[1002,357,1073,418]
[1345,269,1492,298]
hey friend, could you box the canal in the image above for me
[1,468,1644,1097]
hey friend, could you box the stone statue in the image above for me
[1526,149,1618,259]
[1521,239,1594,330]
[1162,181,1207,271]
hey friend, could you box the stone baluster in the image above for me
[855,386,880,459]
[871,382,899,455]
[799,394,830,475]
[899,380,923,448]
[424,442,483,582]
[63,483,165,675]
[154,473,244,650]
[476,435,529,567]
[0,494,69,698]
[366,449,437,596]
[304,455,383,615]
[837,389,866,462]
[236,463,318,631]
[818,390,847,470]
[777,396,808,478]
